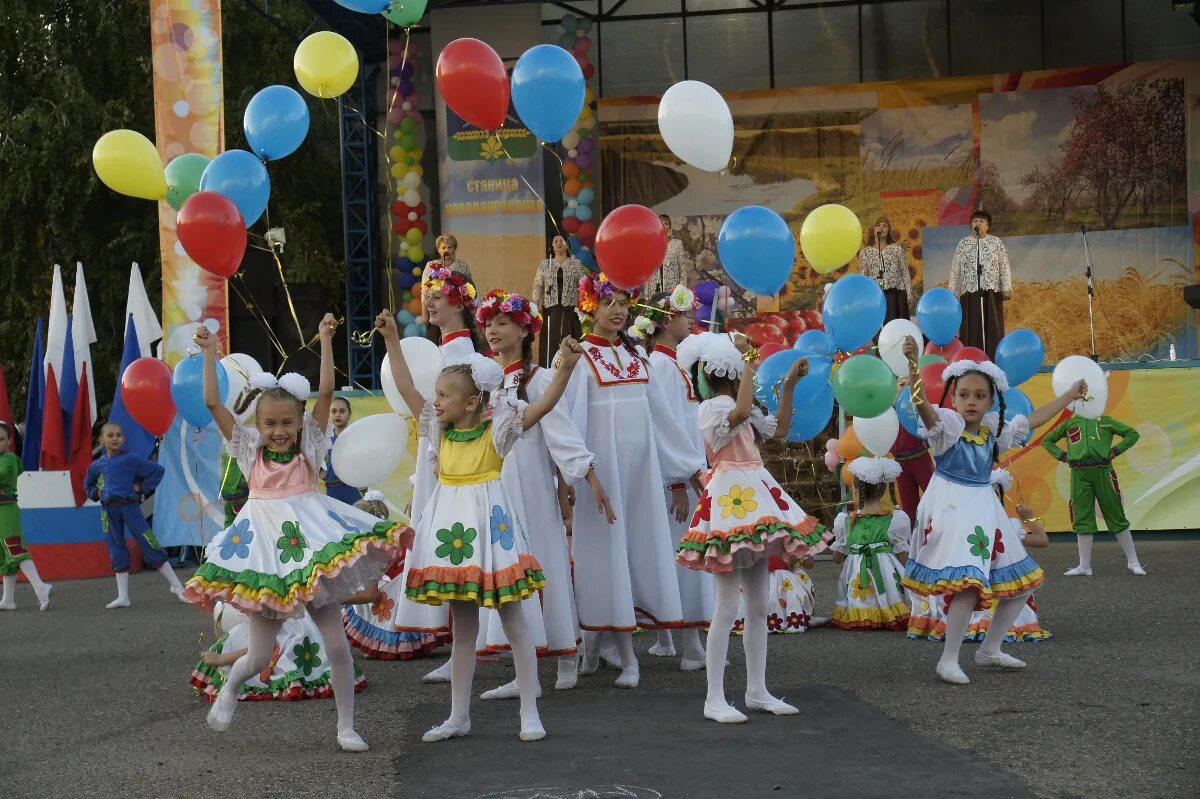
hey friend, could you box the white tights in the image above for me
[706,558,776,706]
[939,590,1028,665]
[443,600,540,727]
[1,561,47,606]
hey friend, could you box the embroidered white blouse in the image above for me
[858,242,914,302]
[948,235,1012,295]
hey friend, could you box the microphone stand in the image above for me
[1080,224,1098,360]
[975,231,986,355]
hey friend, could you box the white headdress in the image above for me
[445,352,503,394]
[676,331,744,379]
[847,456,903,484]
[362,489,386,503]
[249,371,312,402]
[941,360,1010,393]
[990,469,1013,492]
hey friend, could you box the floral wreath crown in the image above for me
[576,271,641,319]
[630,285,698,340]
[475,289,544,335]
[423,267,478,308]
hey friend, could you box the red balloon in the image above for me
[952,346,990,363]
[594,204,668,291]
[758,343,786,361]
[413,219,428,235]
[177,191,246,278]
[926,337,963,360]
[561,216,581,234]
[920,362,947,406]
[393,218,414,234]
[436,38,510,131]
[578,221,597,247]
[120,357,176,436]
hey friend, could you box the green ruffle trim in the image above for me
[262,448,299,463]
[677,521,826,557]
[195,634,363,697]
[191,520,402,601]
[444,420,491,442]
[405,569,546,607]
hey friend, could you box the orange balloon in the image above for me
[407,298,422,316]
[562,161,580,179]
[564,178,582,197]
[836,427,861,461]
[841,464,854,486]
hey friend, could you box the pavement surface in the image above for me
[1,540,1196,799]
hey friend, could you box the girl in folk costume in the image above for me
[378,310,584,743]
[565,273,707,690]
[185,318,410,752]
[631,286,714,669]
[900,336,1083,684]
[675,332,828,723]
[829,457,911,631]
[475,290,615,696]
[323,398,362,505]
[732,556,817,635]
[0,423,52,611]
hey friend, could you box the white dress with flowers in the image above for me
[733,558,816,634]
[965,517,1052,642]
[829,510,911,630]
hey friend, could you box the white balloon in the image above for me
[854,407,899,457]
[402,170,422,189]
[381,337,443,417]
[878,319,924,377]
[403,188,421,206]
[562,131,581,149]
[331,413,408,489]
[220,353,264,411]
[567,148,578,158]
[1051,355,1107,419]
[658,80,734,172]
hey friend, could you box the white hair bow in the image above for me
[447,353,503,394]
[363,489,386,503]
[249,371,312,402]
[847,456,903,485]
[990,469,1013,492]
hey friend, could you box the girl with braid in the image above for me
[899,337,1085,685]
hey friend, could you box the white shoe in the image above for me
[480,680,542,701]
[614,666,639,689]
[680,658,706,672]
[1128,563,1147,576]
[579,653,600,675]
[105,597,131,609]
[1063,565,1092,577]
[519,717,547,742]
[599,647,623,669]
[647,643,676,657]
[171,586,191,604]
[0,600,15,611]
[421,661,452,684]
[555,659,578,691]
[808,615,831,628]
[703,701,748,724]
[936,661,970,685]
[422,719,470,743]
[38,584,52,611]
[974,650,1026,669]
[337,729,370,752]
[206,702,234,732]
[744,694,799,715]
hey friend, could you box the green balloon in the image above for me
[382,0,428,27]
[400,133,417,150]
[164,153,210,211]
[833,355,898,418]
[918,354,947,368]
[400,117,417,134]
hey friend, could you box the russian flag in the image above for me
[67,363,93,506]
[40,365,66,472]
[109,315,155,458]
[73,262,98,425]
[22,319,45,472]
[42,265,70,467]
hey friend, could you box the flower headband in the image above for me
[990,469,1013,492]
[630,284,697,339]
[676,331,744,379]
[423,267,478,308]
[576,271,641,318]
[941,360,1010,393]
[848,456,903,485]
[475,289,544,335]
[249,371,311,402]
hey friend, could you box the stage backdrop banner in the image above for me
[150,0,228,366]
[599,60,1200,363]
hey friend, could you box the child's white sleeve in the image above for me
[226,425,262,475]
[830,512,849,554]
[919,407,966,457]
[888,510,912,554]
[749,408,778,439]
[490,396,528,458]
[301,412,331,466]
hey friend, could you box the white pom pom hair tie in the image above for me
[249,371,312,402]
[847,456,902,485]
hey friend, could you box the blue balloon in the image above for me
[991,386,1033,434]
[822,274,885,352]
[916,287,962,346]
[575,204,592,222]
[244,85,310,161]
[332,0,389,12]
[787,380,835,442]
[512,44,586,143]
[577,249,596,270]
[562,14,579,32]
[895,387,921,436]
[200,150,270,226]
[717,206,796,296]
[397,271,417,290]
[171,355,228,428]
[793,329,834,357]
[403,322,422,338]
[568,236,581,253]
[563,206,576,218]
[994,328,1044,387]
[577,187,595,205]
[558,33,576,49]
[754,351,830,414]
[396,309,416,326]
[578,17,593,33]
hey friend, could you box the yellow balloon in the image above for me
[389,146,405,161]
[408,246,425,263]
[294,31,359,99]
[800,203,862,273]
[92,130,167,200]
[390,162,405,178]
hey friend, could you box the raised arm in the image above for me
[728,333,757,428]
[903,336,940,430]
[772,357,808,439]
[195,327,236,440]
[522,338,584,431]
[1027,379,1087,429]
[310,314,337,431]
[377,310,427,417]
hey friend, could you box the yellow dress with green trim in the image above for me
[404,399,546,607]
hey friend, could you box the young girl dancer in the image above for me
[0,422,51,611]
[324,397,362,505]
[379,309,582,743]
[185,317,409,752]
[636,287,713,669]
[900,337,1083,684]
[565,273,706,690]
[675,332,827,723]
[829,457,911,631]
[477,289,614,696]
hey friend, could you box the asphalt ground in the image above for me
[1,539,1196,799]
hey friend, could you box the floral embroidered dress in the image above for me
[829,510,911,630]
[190,615,367,701]
[342,550,450,659]
[733,557,816,635]
[676,395,826,574]
[184,415,411,617]
[403,397,546,608]
[965,516,1051,642]
[901,409,1043,609]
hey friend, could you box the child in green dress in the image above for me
[0,422,52,611]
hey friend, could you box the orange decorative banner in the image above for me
[149,0,228,365]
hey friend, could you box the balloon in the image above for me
[799,204,860,273]
[575,204,593,222]
[753,350,803,413]
[396,309,416,326]
[717,206,796,296]
[793,329,834,357]
[244,85,310,160]
[916,287,962,346]
[294,31,360,99]
[200,150,270,227]
[331,413,408,488]
[854,407,899,457]
[92,130,167,200]
[836,427,861,460]
[437,38,509,130]
[920,361,948,406]
[786,380,835,442]
[657,80,734,172]
[824,450,840,472]
[383,0,428,26]
[926,337,963,361]
[918,354,946,368]
[171,355,229,428]
[992,386,1034,431]
[381,337,443,416]
[895,387,920,436]
[593,205,667,291]
[822,274,885,353]
[995,328,1044,387]
[577,187,595,205]
[951,346,990,364]
[120,358,176,436]
[878,318,923,376]
[511,44,585,143]
[832,355,897,418]
[1052,355,1107,419]
[758,343,786,361]
[219,353,264,411]
[177,192,246,278]
[164,153,210,211]
[332,0,388,11]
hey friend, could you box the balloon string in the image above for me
[227,275,289,360]
[496,133,562,241]
[260,244,307,347]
